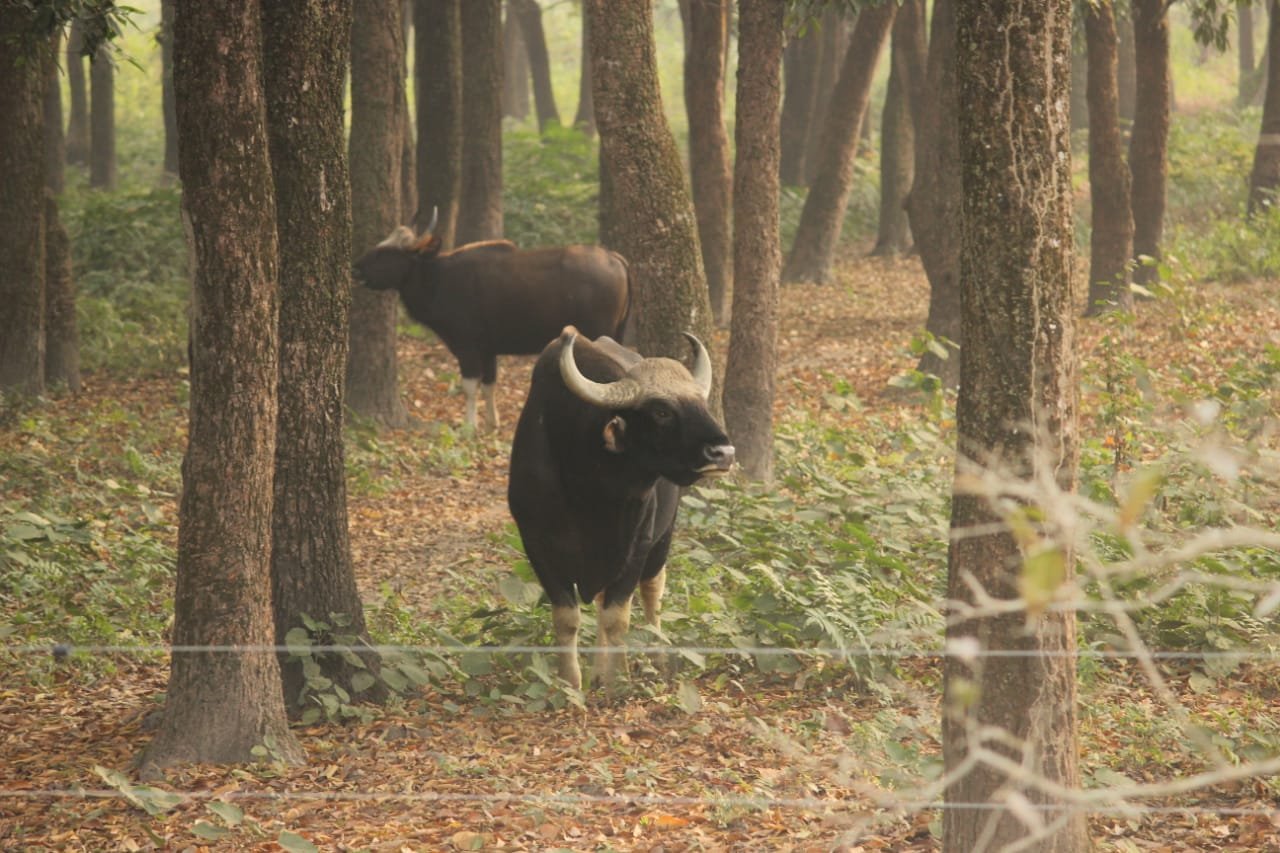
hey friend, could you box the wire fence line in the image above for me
[2,785,1278,819]
[4,642,1280,660]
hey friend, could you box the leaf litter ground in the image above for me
[3,246,1280,851]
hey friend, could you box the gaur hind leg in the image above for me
[592,589,634,690]
[481,354,499,431]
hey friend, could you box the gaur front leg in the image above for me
[593,591,634,689]
[460,377,479,430]
[481,355,499,430]
[639,566,666,629]
[551,603,582,689]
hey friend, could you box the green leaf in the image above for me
[1020,547,1066,616]
[350,671,377,694]
[284,627,312,656]
[277,830,319,853]
[206,800,244,826]
[676,681,702,715]
[191,821,229,841]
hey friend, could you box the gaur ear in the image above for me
[354,248,415,292]
[602,415,627,453]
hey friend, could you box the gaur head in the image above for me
[558,328,735,486]
[352,208,440,293]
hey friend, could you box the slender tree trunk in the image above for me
[1070,36,1090,130]
[510,0,559,132]
[779,19,820,187]
[161,0,179,176]
[783,2,896,285]
[44,32,65,195]
[1085,0,1135,315]
[503,1,531,120]
[347,0,410,428]
[573,7,595,136]
[681,0,733,325]
[586,0,714,367]
[946,0,1086,848]
[140,0,302,771]
[724,0,784,481]
[0,6,49,396]
[66,21,89,166]
[89,46,115,189]
[414,0,462,244]
[1117,9,1137,121]
[44,191,79,392]
[905,0,961,387]
[872,2,921,257]
[1248,0,1280,215]
[803,8,847,187]
[457,0,504,244]
[1241,0,1257,78]
[1129,0,1170,287]
[262,0,385,716]
[400,1,417,226]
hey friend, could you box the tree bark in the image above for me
[1084,0,1135,315]
[779,19,820,187]
[723,0,784,482]
[1248,0,1280,216]
[160,0,179,176]
[782,2,896,285]
[503,1,531,120]
[457,0,504,244]
[414,0,462,244]
[44,32,65,195]
[140,0,302,771]
[510,0,559,132]
[681,0,733,325]
[347,0,410,428]
[905,0,961,387]
[262,0,385,717]
[0,5,49,396]
[1117,10,1137,121]
[872,1,922,257]
[945,1,1087,848]
[586,0,714,369]
[66,20,89,166]
[573,7,595,136]
[44,190,79,393]
[89,45,115,189]
[400,0,416,226]
[1129,0,1170,288]
[803,8,847,187]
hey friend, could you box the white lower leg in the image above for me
[551,605,582,689]
[461,378,479,430]
[482,382,499,430]
[639,567,666,629]
[594,596,633,686]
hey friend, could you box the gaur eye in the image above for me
[650,403,674,422]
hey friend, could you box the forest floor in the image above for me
[4,246,1280,851]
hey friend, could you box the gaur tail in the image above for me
[615,252,634,346]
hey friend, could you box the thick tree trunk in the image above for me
[66,21,89,166]
[510,0,559,132]
[1248,0,1280,216]
[44,32,65,195]
[946,1,1086,848]
[161,0,178,176]
[0,6,48,396]
[803,8,847,187]
[457,0,504,244]
[905,0,961,387]
[1117,9,1137,122]
[89,46,115,189]
[1129,0,1170,287]
[779,20,820,187]
[723,0,784,482]
[1085,0,1135,315]
[586,0,714,368]
[140,0,302,771]
[782,2,896,285]
[414,0,462,244]
[44,191,79,393]
[347,0,410,428]
[573,8,595,136]
[872,2,922,257]
[503,2,531,120]
[681,0,733,325]
[263,0,385,717]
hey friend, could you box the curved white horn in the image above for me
[559,331,645,409]
[683,332,713,400]
[424,206,439,235]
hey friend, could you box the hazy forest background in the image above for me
[2,0,1280,850]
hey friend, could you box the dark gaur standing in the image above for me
[508,327,735,689]
[353,212,630,429]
